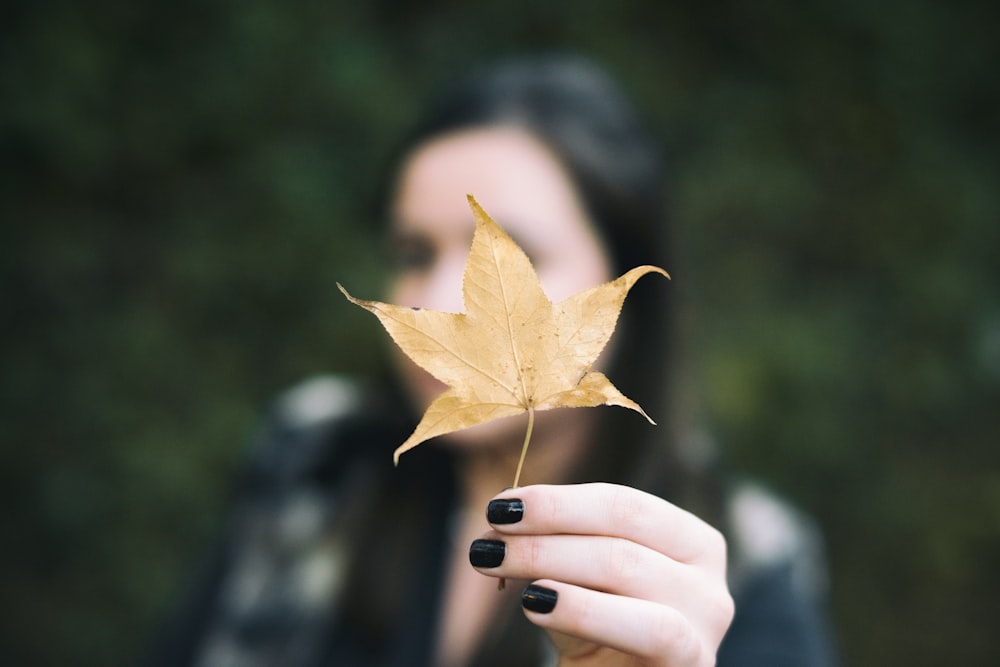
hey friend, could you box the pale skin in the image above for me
[388,127,734,666]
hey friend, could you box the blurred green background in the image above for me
[2,0,998,664]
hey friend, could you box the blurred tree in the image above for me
[1,0,997,665]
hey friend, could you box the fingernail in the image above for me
[522,584,558,613]
[487,498,525,524]
[469,539,506,568]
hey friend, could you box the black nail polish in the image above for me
[469,539,506,568]
[487,498,525,524]
[522,584,558,613]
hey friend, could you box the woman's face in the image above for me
[387,127,615,448]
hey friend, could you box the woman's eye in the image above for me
[389,236,435,272]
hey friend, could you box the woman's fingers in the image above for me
[520,579,714,666]
[469,532,733,646]
[486,483,727,573]
[473,483,734,665]
[469,533,710,609]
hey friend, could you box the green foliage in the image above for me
[2,1,998,665]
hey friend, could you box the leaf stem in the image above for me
[512,407,535,489]
[499,407,536,592]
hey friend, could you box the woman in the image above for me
[148,54,836,666]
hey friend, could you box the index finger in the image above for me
[487,483,727,571]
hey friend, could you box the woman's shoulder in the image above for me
[241,374,409,490]
[144,375,414,667]
[718,480,839,666]
[725,480,828,596]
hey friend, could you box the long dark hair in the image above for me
[349,53,719,667]
[383,53,696,496]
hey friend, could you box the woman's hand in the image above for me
[469,483,734,666]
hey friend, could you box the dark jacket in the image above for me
[146,375,838,667]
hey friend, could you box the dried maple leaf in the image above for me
[338,195,668,486]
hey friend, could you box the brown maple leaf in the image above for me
[338,195,668,486]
